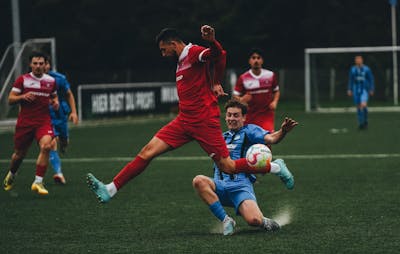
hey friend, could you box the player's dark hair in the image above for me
[156,28,183,45]
[225,99,248,115]
[29,51,48,62]
[248,47,264,59]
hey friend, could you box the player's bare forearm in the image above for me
[264,117,298,144]
[66,90,79,124]
[201,25,223,59]
[8,91,35,105]
[269,91,280,110]
[50,95,59,111]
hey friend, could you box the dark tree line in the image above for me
[0,0,396,84]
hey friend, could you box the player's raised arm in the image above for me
[199,25,224,61]
[264,117,298,145]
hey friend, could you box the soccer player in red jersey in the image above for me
[3,52,59,195]
[87,25,277,204]
[233,48,280,132]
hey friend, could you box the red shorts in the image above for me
[14,122,54,151]
[246,110,275,132]
[155,116,229,161]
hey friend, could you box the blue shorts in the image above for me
[214,178,257,214]
[353,90,369,105]
[52,119,69,138]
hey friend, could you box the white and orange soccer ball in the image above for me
[245,144,272,169]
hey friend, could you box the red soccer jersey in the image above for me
[12,73,57,127]
[234,68,279,122]
[176,43,222,122]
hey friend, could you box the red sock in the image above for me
[36,164,47,177]
[234,158,271,174]
[113,156,150,190]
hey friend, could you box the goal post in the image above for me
[305,46,400,112]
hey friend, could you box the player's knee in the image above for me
[192,175,208,190]
[39,142,52,153]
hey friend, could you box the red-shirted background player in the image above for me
[86,25,278,204]
[3,52,59,195]
[233,48,280,132]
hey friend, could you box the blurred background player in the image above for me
[347,55,375,130]
[86,25,273,204]
[3,52,59,195]
[193,99,297,236]
[45,59,78,184]
[233,48,280,133]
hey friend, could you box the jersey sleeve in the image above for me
[347,68,354,91]
[233,75,245,96]
[246,124,270,144]
[272,72,279,92]
[190,40,224,64]
[11,76,24,93]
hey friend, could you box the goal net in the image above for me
[305,46,400,112]
[0,38,56,120]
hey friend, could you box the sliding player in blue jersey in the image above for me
[347,55,375,130]
[45,60,78,184]
[193,99,297,236]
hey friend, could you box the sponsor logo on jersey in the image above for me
[176,75,183,81]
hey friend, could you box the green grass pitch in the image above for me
[0,108,399,253]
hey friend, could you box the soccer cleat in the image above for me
[262,217,280,232]
[3,171,15,191]
[86,173,111,203]
[222,216,236,236]
[274,159,294,190]
[53,174,66,185]
[31,182,49,195]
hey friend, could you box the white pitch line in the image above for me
[0,153,399,163]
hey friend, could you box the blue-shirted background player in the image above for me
[193,99,297,236]
[45,59,78,184]
[347,55,375,130]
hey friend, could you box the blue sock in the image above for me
[49,150,62,174]
[363,107,368,124]
[357,108,364,126]
[209,201,227,222]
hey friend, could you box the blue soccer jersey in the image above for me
[213,124,270,182]
[348,65,375,95]
[49,70,72,121]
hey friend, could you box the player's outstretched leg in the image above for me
[261,217,280,232]
[223,215,236,236]
[273,159,294,190]
[3,171,16,191]
[86,173,111,203]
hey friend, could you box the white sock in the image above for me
[106,182,117,197]
[270,162,281,174]
[34,175,43,183]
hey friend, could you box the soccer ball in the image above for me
[245,144,272,168]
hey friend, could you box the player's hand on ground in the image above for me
[213,84,228,98]
[281,117,298,133]
[201,25,215,42]
[23,92,36,102]
[69,112,79,125]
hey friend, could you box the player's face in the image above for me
[355,56,363,66]
[44,61,51,73]
[29,57,46,77]
[249,53,263,69]
[159,40,178,58]
[225,107,246,131]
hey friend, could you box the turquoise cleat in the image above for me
[222,216,236,236]
[274,159,294,190]
[86,173,111,203]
